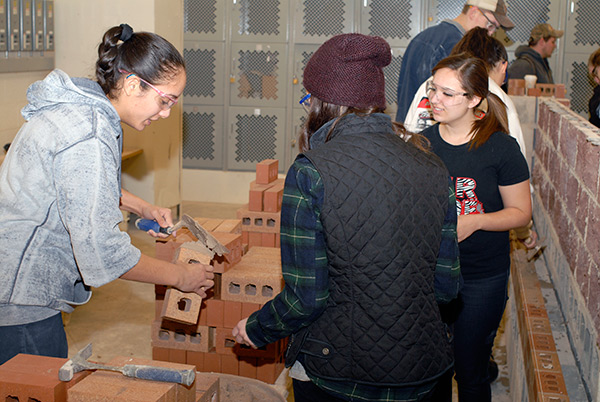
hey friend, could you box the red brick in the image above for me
[151,319,212,352]
[187,351,204,371]
[531,333,557,352]
[220,355,239,376]
[221,257,283,304]
[575,247,591,300]
[170,349,188,364]
[162,287,203,325]
[585,201,600,265]
[261,232,276,247]
[152,347,171,362]
[537,371,568,396]
[223,300,243,328]
[238,356,258,379]
[215,327,237,357]
[214,218,242,234]
[203,352,221,372]
[256,159,279,184]
[255,357,283,384]
[195,373,220,402]
[241,302,262,318]
[234,339,280,359]
[242,230,249,245]
[237,206,281,233]
[211,232,243,274]
[205,299,224,328]
[263,180,285,212]
[248,232,262,248]
[527,87,541,97]
[576,130,600,196]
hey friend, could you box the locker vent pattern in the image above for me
[299,50,315,98]
[184,0,217,34]
[435,0,463,23]
[238,0,281,36]
[368,0,412,40]
[234,115,277,162]
[574,0,600,46]
[302,0,346,37]
[237,50,280,100]
[569,61,594,115]
[503,0,550,44]
[384,53,403,106]
[184,49,217,98]
[183,111,216,161]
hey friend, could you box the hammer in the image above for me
[59,343,195,386]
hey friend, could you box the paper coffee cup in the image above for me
[524,75,537,89]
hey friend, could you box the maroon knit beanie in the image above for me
[303,33,391,109]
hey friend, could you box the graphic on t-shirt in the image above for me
[455,177,484,215]
[416,97,435,130]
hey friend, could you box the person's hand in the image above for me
[457,214,480,242]
[232,318,257,348]
[176,261,214,297]
[140,204,174,239]
[522,230,538,249]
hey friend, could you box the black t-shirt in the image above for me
[589,85,600,128]
[423,124,530,279]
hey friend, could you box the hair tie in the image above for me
[119,24,134,42]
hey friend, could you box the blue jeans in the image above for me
[0,313,68,365]
[453,271,509,402]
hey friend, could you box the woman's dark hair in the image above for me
[96,24,185,98]
[432,53,508,149]
[450,27,507,71]
[297,97,431,154]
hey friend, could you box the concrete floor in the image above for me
[63,201,511,401]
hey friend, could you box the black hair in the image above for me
[95,24,185,98]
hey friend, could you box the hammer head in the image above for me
[58,342,93,381]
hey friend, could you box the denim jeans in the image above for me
[0,313,68,365]
[453,270,510,402]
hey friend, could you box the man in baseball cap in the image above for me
[395,0,515,123]
[508,23,564,84]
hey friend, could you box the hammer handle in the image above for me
[122,364,195,386]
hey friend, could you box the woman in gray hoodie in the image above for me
[0,24,214,365]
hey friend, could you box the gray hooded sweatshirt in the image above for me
[0,69,141,325]
[507,45,554,84]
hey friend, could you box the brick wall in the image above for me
[531,98,600,399]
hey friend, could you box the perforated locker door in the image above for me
[230,0,289,43]
[229,42,288,108]
[184,0,226,41]
[182,105,224,169]
[293,0,354,45]
[563,52,597,118]
[360,0,422,48]
[383,47,404,117]
[430,0,463,26]
[183,41,225,106]
[291,44,318,109]
[227,107,286,171]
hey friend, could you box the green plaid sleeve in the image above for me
[245,156,329,347]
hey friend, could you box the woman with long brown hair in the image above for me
[422,53,531,401]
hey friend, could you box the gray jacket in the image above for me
[507,45,554,84]
[0,69,141,325]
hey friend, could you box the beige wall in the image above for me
[0,0,183,208]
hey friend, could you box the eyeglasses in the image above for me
[426,81,469,106]
[119,69,178,110]
[299,93,311,112]
[477,8,500,34]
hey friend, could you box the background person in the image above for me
[507,23,564,84]
[395,0,514,123]
[422,54,531,402]
[233,33,461,402]
[0,24,214,365]
[587,47,600,128]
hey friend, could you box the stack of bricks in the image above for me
[237,159,284,249]
[152,221,286,384]
[0,354,90,401]
[507,78,567,99]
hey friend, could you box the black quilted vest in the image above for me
[289,113,453,386]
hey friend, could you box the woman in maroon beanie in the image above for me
[233,33,460,402]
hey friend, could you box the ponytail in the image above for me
[469,92,508,150]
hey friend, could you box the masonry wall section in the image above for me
[532,98,600,399]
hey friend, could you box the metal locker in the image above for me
[183,41,226,106]
[293,0,354,45]
[0,0,7,52]
[291,44,318,109]
[563,53,596,117]
[430,0,463,25]
[383,47,404,116]
[7,0,19,52]
[230,0,289,43]
[33,0,42,51]
[21,0,32,52]
[229,42,288,108]
[44,0,53,51]
[360,0,422,48]
[183,105,225,169]
[184,0,226,42]
[227,106,286,171]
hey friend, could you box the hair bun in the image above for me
[119,24,134,42]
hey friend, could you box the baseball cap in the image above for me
[530,23,564,41]
[466,0,515,30]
